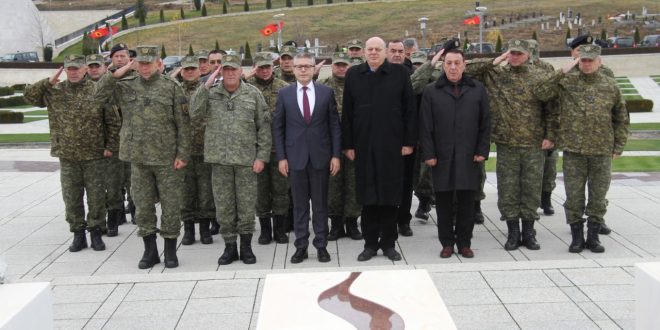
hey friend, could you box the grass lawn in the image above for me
[23,110,48,116]
[485,156,660,172]
[0,134,50,143]
[488,140,660,152]
[624,95,644,101]
[630,123,660,130]
[22,117,47,123]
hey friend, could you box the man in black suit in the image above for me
[272,53,342,264]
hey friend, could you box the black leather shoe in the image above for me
[290,248,308,264]
[383,248,402,261]
[181,221,195,245]
[317,248,331,263]
[218,242,239,265]
[90,229,106,251]
[138,234,160,269]
[398,223,413,237]
[357,248,377,262]
[69,230,88,252]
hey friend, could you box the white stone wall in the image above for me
[0,0,54,58]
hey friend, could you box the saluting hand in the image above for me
[330,157,340,176]
[112,60,134,79]
[170,67,182,79]
[562,57,580,74]
[49,67,64,86]
[205,66,221,89]
[493,50,510,66]
[431,49,445,66]
[243,67,257,80]
[314,59,327,76]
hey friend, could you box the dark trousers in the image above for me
[289,162,329,249]
[436,190,476,249]
[397,151,416,226]
[362,205,398,250]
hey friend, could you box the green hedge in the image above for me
[0,96,27,108]
[0,86,13,96]
[627,99,654,113]
[10,84,26,91]
[0,110,24,123]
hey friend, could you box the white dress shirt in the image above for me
[296,81,316,118]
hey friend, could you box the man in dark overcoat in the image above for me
[342,37,417,262]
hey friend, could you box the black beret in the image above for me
[129,49,137,58]
[569,35,593,49]
[441,38,461,52]
[110,43,129,57]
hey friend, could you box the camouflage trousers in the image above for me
[328,155,362,218]
[413,155,434,202]
[496,144,544,221]
[60,158,106,232]
[256,152,290,218]
[182,156,215,222]
[542,149,558,193]
[121,161,132,203]
[476,161,486,201]
[104,155,124,211]
[562,151,611,225]
[212,164,257,243]
[132,163,184,239]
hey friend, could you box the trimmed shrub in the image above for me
[0,87,14,96]
[0,96,28,108]
[626,99,654,113]
[0,110,24,124]
[10,84,26,91]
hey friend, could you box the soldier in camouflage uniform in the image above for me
[191,55,271,266]
[535,45,629,253]
[177,56,215,246]
[247,52,290,245]
[273,45,297,84]
[319,52,363,241]
[196,49,211,81]
[528,40,559,216]
[346,39,365,59]
[96,45,191,269]
[465,40,556,251]
[24,55,120,253]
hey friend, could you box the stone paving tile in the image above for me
[559,286,592,303]
[593,319,624,330]
[494,287,570,304]
[543,269,574,287]
[447,304,515,327]
[176,312,252,329]
[52,284,117,304]
[505,302,590,322]
[440,288,501,306]
[91,283,133,319]
[191,279,259,298]
[53,318,88,330]
[481,269,555,288]
[561,267,633,286]
[517,319,599,329]
[579,284,635,302]
[52,302,102,320]
[613,318,634,330]
[123,281,196,301]
[430,271,490,291]
[82,318,107,330]
[184,296,255,315]
[112,299,187,318]
[103,316,180,330]
[595,301,635,320]
[576,301,611,321]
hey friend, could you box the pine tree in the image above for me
[215,40,220,51]
[194,0,201,11]
[103,43,109,52]
[308,0,314,5]
[335,44,339,52]
[223,1,227,14]
[566,27,571,40]
[244,0,249,12]
[531,30,537,41]
[286,0,292,8]
[201,4,207,16]
[495,35,502,52]
[601,29,607,40]
[634,26,640,45]
[245,42,252,59]
[121,14,128,29]
[135,0,147,27]
[188,44,194,56]
[266,0,272,9]
[161,44,167,58]
[159,9,164,23]
[180,7,185,20]
[327,0,333,3]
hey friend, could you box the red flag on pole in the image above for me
[260,21,285,37]
[463,15,481,25]
[90,26,119,39]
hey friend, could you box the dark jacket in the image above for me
[273,82,342,171]
[419,74,491,192]
[342,60,417,205]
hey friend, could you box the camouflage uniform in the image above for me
[273,45,298,84]
[95,57,191,240]
[24,64,120,234]
[568,64,615,78]
[190,74,271,244]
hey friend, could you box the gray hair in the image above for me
[293,52,315,64]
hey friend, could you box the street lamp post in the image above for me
[475,3,488,53]
[418,17,429,50]
[273,13,285,51]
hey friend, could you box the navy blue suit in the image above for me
[272,82,342,249]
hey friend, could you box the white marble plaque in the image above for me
[0,282,52,330]
[636,262,660,330]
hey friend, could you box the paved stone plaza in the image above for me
[1,148,659,329]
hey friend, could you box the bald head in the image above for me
[365,37,387,69]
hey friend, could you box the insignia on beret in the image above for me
[584,46,592,52]
[119,43,125,48]
[141,48,149,54]
[515,40,521,45]
[586,36,593,43]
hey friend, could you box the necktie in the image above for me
[302,86,311,125]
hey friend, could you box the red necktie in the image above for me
[303,86,311,125]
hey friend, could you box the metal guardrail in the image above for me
[53,6,135,47]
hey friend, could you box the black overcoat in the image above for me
[419,74,491,192]
[342,60,417,206]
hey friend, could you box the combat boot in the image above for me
[239,234,257,264]
[181,221,195,245]
[210,218,220,235]
[126,201,136,224]
[163,238,179,268]
[586,222,605,253]
[218,241,239,265]
[414,197,432,220]
[345,217,363,240]
[138,234,160,269]
[106,210,119,237]
[541,191,555,215]
[273,215,289,244]
[258,217,273,245]
[521,220,541,250]
[69,230,88,252]
[568,221,585,253]
[327,216,346,241]
[599,222,612,235]
[504,220,521,251]
[474,201,485,224]
[90,229,106,251]
[198,219,213,244]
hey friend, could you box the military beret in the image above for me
[110,43,129,57]
[64,54,85,68]
[332,52,350,65]
[253,52,274,67]
[85,54,104,66]
[569,35,593,49]
[195,49,210,59]
[222,54,241,68]
[508,39,530,53]
[180,55,199,69]
[349,57,364,65]
[441,38,461,53]
[128,49,137,58]
[347,39,363,49]
[135,45,159,62]
[577,44,601,59]
[411,51,428,64]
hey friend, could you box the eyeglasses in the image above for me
[294,65,314,70]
